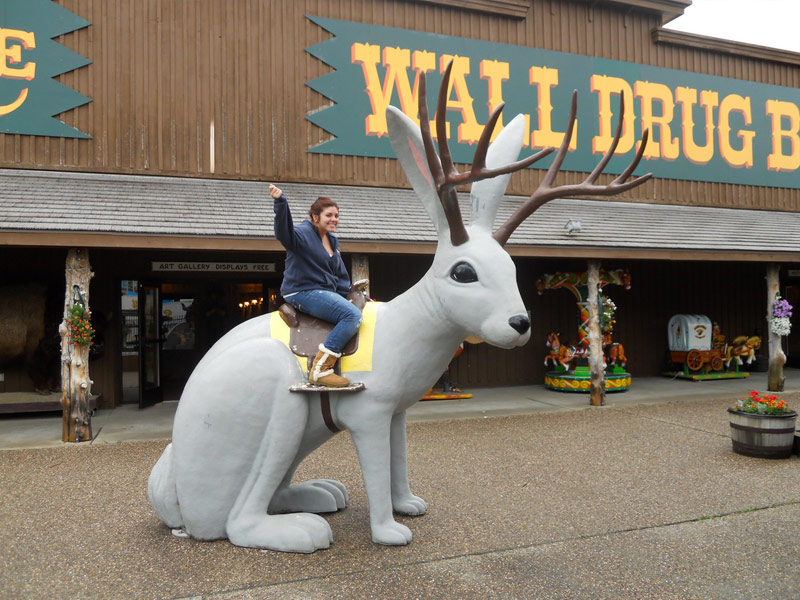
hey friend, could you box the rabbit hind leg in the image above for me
[225,391,333,553]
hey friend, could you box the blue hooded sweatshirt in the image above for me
[273,194,350,297]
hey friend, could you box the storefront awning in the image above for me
[0,168,798,262]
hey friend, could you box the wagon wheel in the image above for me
[686,349,704,371]
[710,355,724,371]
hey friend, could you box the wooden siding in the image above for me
[0,0,797,212]
[409,0,531,19]
[578,0,691,25]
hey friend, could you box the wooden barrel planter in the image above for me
[727,408,798,459]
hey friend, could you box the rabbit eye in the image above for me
[450,262,478,283]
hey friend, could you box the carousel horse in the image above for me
[147,62,651,553]
[602,332,627,369]
[545,331,576,369]
[603,268,632,291]
[725,335,761,367]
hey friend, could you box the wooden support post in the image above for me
[351,254,370,297]
[766,263,785,392]
[587,260,605,406]
[60,248,94,443]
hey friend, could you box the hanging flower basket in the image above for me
[728,391,797,458]
[600,294,616,333]
[769,296,793,336]
[66,304,95,348]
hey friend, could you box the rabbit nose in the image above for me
[509,314,530,334]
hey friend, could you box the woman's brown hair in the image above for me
[308,196,339,222]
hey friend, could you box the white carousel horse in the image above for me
[725,335,761,367]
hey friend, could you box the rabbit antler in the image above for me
[493,91,653,246]
[418,59,555,246]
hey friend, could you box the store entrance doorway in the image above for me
[120,280,280,406]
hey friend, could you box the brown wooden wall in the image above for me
[0,247,788,397]
[449,257,773,387]
[1,0,798,211]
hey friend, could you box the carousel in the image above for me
[539,269,632,393]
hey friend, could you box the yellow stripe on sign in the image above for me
[268,302,379,374]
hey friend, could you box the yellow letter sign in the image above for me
[0,27,36,116]
[765,99,800,172]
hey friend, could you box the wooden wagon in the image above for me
[667,314,725,374]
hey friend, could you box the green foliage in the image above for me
[599,294,616,333]
[732,391,793,415]
[66,303,94,347]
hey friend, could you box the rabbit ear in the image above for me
[386,106,448,238]
[469,113,527,232]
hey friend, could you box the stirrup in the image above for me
[289,382,366,393]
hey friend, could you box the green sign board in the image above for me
[306,16,800,189]
[0,0,91,138]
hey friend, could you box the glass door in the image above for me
[138,282,163,408]
[120,280,140,404]
[160,282,200,401]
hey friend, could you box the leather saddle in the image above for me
[278,280,369,370]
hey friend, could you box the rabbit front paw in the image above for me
[393,494,427,516]
[371,520,412,546]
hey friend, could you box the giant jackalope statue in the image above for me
[148,60,651,553]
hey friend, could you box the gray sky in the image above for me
[664,0,800,52]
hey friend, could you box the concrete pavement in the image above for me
[1,371,800,599]
[1,368,799,449]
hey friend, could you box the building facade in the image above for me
[1,0,799,410]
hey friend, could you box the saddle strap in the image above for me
[320,391,340,433]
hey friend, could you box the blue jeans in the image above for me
[285,290,362,353]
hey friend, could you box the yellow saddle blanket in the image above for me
[268,301,379,373]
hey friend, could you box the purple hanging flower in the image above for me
[770,296,793,336]
[773,297,793,319]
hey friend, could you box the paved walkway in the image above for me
[1,369,799,449]
[2,371,799,599]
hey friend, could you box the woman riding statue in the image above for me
[270,184,362,388]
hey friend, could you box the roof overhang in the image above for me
[1,168,799,263]
[653,27,800,66]
[573,0,691,24]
